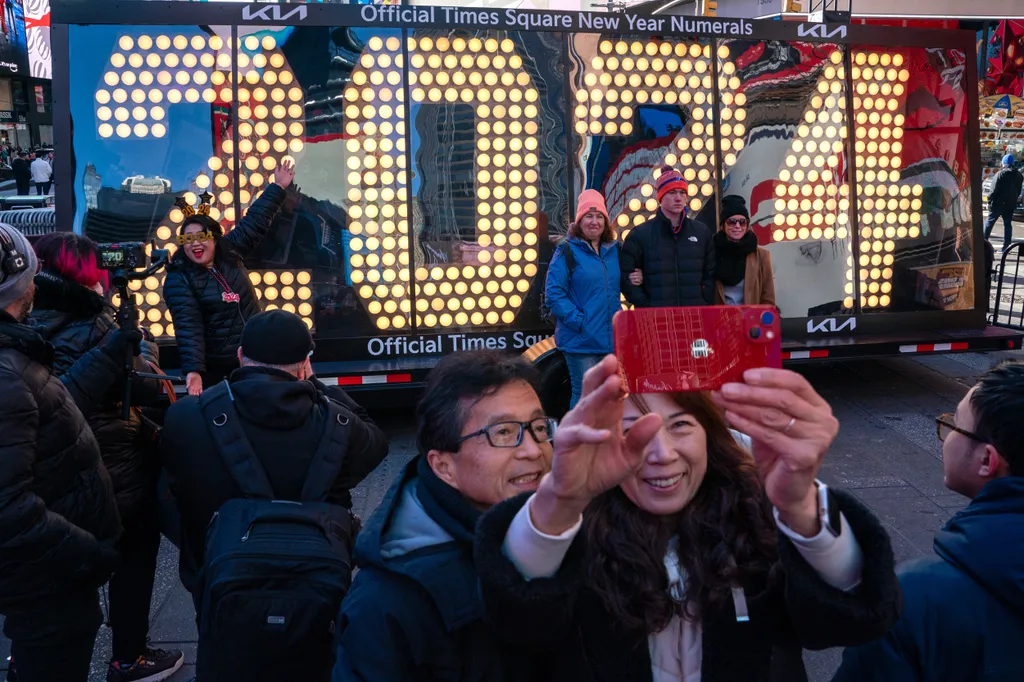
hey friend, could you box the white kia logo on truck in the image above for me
[242,5,308,22]
[797,23,848,39]
[807,317,857,334]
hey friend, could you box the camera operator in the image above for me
[29,233,184,682]
[0,225,134,682]
[164,159,295,396]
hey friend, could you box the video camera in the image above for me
[96,241,179,418]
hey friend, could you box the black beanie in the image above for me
[721,195,749,223]
[240,310,315,365]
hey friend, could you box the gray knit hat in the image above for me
[0,223,38,310]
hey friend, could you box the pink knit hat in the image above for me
[575,189,610,225]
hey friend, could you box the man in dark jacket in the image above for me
[333,350,555,682]
[984,154,1023,251]
[620,166,715,307]
[161,310,389,599]
[833,360,1024,681]
[0,224,133,682]
[11,150,30,196]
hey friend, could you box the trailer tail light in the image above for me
[323,373,413,386]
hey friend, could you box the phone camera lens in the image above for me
[749,327,761,339]
[760,311,775,325]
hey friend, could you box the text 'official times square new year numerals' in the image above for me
[93,31,314,337]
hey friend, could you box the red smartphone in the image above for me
[613,305,782,393]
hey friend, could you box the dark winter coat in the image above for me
[546,237,620,355]
[833,476,1024,682]
[473,489,902,682]
[163,183,287,374]
[334,459,550,682]
[161,366,388,593]
[30,272,164,520]
[11,157,29,185]
[619,210,715,308]
[0,310,122,611]
[988,166,1023,212]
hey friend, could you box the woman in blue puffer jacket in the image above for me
[546,189,641,408]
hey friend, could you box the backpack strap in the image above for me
[298,393,354,502]
[199,380,276,499]
[564,243,576,279]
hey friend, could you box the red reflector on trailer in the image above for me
[322,374,413,386]
[783,350,829,360]
[899,342,969,354]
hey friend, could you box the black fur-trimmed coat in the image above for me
[473,489,901,682]
[30,272,163,519]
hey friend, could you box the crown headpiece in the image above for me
[174,191,214,218]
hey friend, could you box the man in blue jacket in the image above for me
[832,360,1024,682]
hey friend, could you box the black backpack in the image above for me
[541,241,576,325]
[195,380,355,682]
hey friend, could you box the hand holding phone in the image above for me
[613,305,782,393]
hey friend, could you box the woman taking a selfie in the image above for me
[164,159,295,395]
[546,189,640,409]
[714,195,775,307]
[475,356,900,682]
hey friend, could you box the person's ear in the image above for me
[427,449,459,489]
[978,445,1009,479]
[301,357,313,380]
[237,347,244,364]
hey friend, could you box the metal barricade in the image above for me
[991,241,1024,329]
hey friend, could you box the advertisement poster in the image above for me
[25,0,48,79]
[913,263,975,311]
[0,0,28,76]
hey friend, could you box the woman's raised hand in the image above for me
[275,159,296,189]
[712,368,839,537]
[531,355,662,535]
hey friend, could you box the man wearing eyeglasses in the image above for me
[833,360,1024,682]
[334,350,556,682]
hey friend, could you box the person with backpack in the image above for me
[545,189,640,409]
[160,310,388,682]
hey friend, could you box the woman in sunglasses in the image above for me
[714,195,776,307]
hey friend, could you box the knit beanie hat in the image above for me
[575,189,610,225]
[720,195,750,224]
[240,310,315,365]
[656,166,688,203]
[0,223,38,310]
[1003,154,1015,167]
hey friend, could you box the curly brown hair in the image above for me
[583,391,780,636]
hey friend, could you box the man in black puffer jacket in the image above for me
[164,160,295,396]
[30,231,185,681]
[620,166,715,307]
[0,224,133,682]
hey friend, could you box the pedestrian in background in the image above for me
[11,150,29,196]
[475,356,901,682]
[30,153,50,195]
[984,154,1023,251]
[713,195,776,307]
[29,233,184,682]
[546,189,640,409]
[833,360,1024,682]
[163,159,294,396]
[620,166,715,308]
[0,224,135,682]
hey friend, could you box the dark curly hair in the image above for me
[584,391,780,636]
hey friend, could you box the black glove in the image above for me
[102,328,144,360]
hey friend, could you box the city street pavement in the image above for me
[3,349,1021,682]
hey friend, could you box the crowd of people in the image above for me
[0,152,1020,682]
[7,147,53,197]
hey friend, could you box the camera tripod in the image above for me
[109,249,184,420]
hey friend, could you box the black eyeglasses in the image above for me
[936,413,986,443]
[458,417,558,449]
